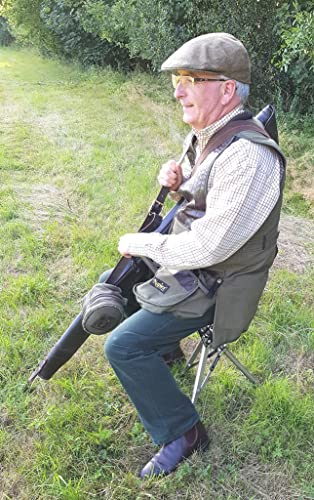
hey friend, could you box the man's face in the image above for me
[173,70,230,130]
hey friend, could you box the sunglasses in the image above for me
[171,74,227,88]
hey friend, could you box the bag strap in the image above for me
[195,119,270,168]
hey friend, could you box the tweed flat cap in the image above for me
[161,32,251,84]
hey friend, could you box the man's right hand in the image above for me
[157,160,183,191]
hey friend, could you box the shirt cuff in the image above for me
[125,232,166,259]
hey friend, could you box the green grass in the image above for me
[280,117,314,218]
[1,46,314,499]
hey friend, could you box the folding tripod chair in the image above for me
[184,325,259,404]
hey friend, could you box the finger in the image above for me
[120,252,132,258]
[158,172,177,183]
[161,161,179,174]
[158,168,179,184]
[157,174,174,187]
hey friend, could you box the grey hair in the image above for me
[235,81,250,104]
[219,75,250,104]
[207,73,250,104]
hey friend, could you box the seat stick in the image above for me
[184,341,203,372]
[199,345,226,392]
[223,348,259,384]
[191,345,210,403]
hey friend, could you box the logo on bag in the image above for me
[150,277,169,294]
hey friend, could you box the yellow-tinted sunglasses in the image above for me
[172,74,227,88]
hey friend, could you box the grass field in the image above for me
[0,47,314,500]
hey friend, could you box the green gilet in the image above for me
[172,130,286,348]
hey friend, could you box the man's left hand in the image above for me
[118,233,137,258]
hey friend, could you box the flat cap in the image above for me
[161,32,251,84]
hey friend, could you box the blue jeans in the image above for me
[104,305,215,445]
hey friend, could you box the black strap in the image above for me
[146,186,169,220]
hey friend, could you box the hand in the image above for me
[157,160,183,191]
[118,234,134,258]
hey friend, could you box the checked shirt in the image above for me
[123,106,284,270]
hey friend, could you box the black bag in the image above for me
[82,283,127,335]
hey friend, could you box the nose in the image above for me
[174,82,186,100]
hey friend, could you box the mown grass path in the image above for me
[1,47,314,499]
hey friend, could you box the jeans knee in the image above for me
[104,333,120,363]
[104,327,146,363]
[104,328,133,362]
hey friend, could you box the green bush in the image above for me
[0,16,14,46]
[81,0,189,70]
[40,0,131,67]
[274,1,314,114]
[2,0,313,114]
[1,0,58,52]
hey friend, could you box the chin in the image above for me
[182,113,195,127]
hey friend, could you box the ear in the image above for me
[220,80,237,105]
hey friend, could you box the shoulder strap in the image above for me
[195,119,270,168]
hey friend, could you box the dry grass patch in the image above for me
[281,349,314,387]
[274,214,314,273]
[13,181,75,229]
[287,154,314,204]
[236,457,300,500]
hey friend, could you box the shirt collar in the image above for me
[193,105,244,154]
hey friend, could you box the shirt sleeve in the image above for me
[124,139,282,270]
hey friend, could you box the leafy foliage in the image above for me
[1,0,57,51]
[274,1,314,114]
[40,0,131,67]
[81,0,187,70]
[2,0,314,114]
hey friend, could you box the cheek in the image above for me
[202,94,216,111]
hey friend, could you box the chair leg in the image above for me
[192,345,227,404]
[191,343,211,404]
[183,340,203,372]
[185,339,226,403]
[186,343,259,404]
[223,348,259,385]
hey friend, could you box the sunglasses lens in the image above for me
[171,74,178,88]
[172,75,194,88]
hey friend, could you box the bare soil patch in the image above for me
[287,155,314,207]
[275,214,314,273]
[278,349,314,388]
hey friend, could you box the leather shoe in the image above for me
[140,420,209,478]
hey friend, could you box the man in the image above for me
[105,32,285,478]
